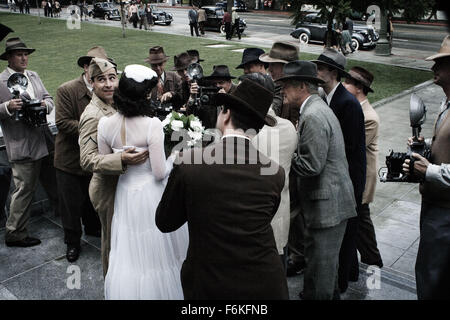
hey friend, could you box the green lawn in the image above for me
[0,12,432,102]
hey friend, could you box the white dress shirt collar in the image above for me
[326,82,340,106]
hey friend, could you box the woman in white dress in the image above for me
[98,65,188,300]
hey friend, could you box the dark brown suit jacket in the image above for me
[156,137,288,300]
[54,74,92,175]
[150,71,183,108]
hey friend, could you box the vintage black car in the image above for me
[150,5,173,26]
[290,13,379,51]
[215,0,248,12]
[203,6,247,35]
[88,2,121,21]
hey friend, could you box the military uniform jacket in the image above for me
[54,74,92,175]
[0,68,54,163]
[156,137,289,300]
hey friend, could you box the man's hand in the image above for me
[190,82,199,95]
[402,152,429,179]
[407,135,424,147]
[160,92,173,102]
[121,147,149,165]
[7,99,23,111]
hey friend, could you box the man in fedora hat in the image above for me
[277,60,357,300]
[145,46,184,110]
[0,37,59,248]
[236,47,269,75]
[156,79,289,299]
[260,41,305,278]
[79,58,149,276]
[172,51,194,107]
[188,64,236,129]
[402,35,450,299]
[53,46,114,262]
[312,48,366,294]
[260,41,299,121]
[343,66,383,269]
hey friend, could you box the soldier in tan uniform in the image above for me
[79,58,148,276]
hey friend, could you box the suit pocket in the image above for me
[307,189,330,200]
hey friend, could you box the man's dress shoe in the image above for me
[66,246,81,262]
[5,237,41,248]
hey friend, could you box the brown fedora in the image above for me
[171,52,193,71]
[0,37,35,61]
[259,41,299,64]
[77,46,113,68]
[426,35,450,61]
[144,46,170,64]
[215,78,276,128]
[345,66,374,93]
[204,65,236,80]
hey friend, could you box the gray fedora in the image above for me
[311,48,350,77]
[259,41,299,64]
[276,60,324,84]
[0,37,35,60]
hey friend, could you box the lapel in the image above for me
[76,74,92,101]
[329,83,344,111]
[298,94,318,132]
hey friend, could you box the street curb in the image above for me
[372,80,434,109]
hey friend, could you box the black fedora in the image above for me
[187,49,204,63]
[171,52,193,71]
[215,78,276,128]
[204,65,236,80]
[311,48,350,77]
[276,60,324,84]
[0,37,35,60]
[236,48,265,69]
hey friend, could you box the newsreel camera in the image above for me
[7,73,48,127]
[379,93,431,183]
[149,99,174,120]
[187,63,219,129]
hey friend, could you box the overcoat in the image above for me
[156,137,289,300]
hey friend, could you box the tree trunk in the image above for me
[326,9,336,48]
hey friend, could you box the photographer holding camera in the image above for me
[0,37,57,248]
[402,36,450,300]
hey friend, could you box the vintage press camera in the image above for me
[379,93,431,183]
[7,73,48,127]
[149,99,174,120]
[186,63,219,129]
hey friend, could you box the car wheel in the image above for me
[104,14,109,20]
[165,21,171,25]
[220,24,225,35]
[299,33,309,44]
[351,38,360,51]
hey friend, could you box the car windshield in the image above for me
[216,8,224,16]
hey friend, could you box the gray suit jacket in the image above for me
[292,94,356,229]
[0,68,54,162]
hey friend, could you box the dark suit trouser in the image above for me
[190,22,199,36]
[356,203,382,265]
[5,154,58,242]
[288,205,305,265]
[303,220,347,300]
[415,201,450,300]
[338,213,359,293]
[0,166,11,219]
[55,168,100,246]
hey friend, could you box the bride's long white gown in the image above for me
[98,113,188,300]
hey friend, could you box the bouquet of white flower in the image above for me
[161,111,205,157]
